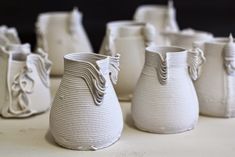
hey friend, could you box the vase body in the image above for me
[164,29,213,49]
[99,21,156,101]
[36,8,93,76]
[132,46,205,133]
[133,1,179,45]
[194,36,235,118]
[0,44,51,118]
[50,53,123,150]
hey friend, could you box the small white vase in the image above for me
[194,34,235,118]
[132,46,205,133]
[0,44,52,118]
[133,1,179,45]
[99,21,156,101]
[50,53,123,150]
[163,28,213,49]
[0,25,21,46]
[36,7,93,76]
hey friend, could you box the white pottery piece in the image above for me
[36,7,93,76]
[163,28,213,49]
[194,34,235,118]
[134,1,179,44]
[0,44,52,118]
[132,46,205,133]
[99,21,156,101]
[0,25,21,46]
[50,53,123,150]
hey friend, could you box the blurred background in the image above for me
[0,0,234,51]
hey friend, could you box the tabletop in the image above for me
[0,78,235,157]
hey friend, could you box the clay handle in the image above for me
[188,45,206,80]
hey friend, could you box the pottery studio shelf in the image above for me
[0,78,235,157]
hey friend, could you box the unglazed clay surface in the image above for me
[50,53,123,150]
[194,35,235,118]
[0,44,51,118]
[133,1,179,45]
[163,28,213,49]
[0,25,21,46]
[36,8,93,76]
[132,46,204,133]
[99,21,156,101]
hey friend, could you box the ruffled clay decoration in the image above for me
[109,54,120,84]
[223,34,235,76]
[50,53,123,150]
[0,25,21,46]
[188,44,206,80]
[11,66,34,115]
[157,56,167,85]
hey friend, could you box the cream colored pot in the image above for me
[194,35,235,118]
[134,1,179,44]
[0,44,51,118]
[36,8,93,76]
[50,53,123,150]
[163,28,213,49]
[132,46,205,133]
[99,21,156,101]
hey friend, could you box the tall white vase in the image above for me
[36,8,93,76]
[0,44,52,118]
[134,1,179,45]
[99,21,156,101]
[50,53,123,150]
[194,35,235,118]
[132,46,205,133]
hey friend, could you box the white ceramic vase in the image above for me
[99,21,156,101]
[50,53,123,150]
[36,7,93,76]
[132,46,205,133]
[0,25,21,46]
[194,35,235,118]
[133,1,179,44]
[163,28,213,49]
[0,44,52,118]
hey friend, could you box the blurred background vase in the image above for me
[134,1,179,45]
[99,21,156,101]
[163,28,213,49]
[194,35,235,118]
[36,7,93,76]
[0,44,52,118]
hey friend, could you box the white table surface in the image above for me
[0,78,235,157]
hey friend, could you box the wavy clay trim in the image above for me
[65,60,106,106]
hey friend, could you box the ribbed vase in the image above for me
[50,53,123,150]
[132,46,205,134]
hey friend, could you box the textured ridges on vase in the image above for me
[50,53,123,150]
[132,46,199,133]
[157,57,168,85]
[223,33,235,75]
[109,54,120,84]
[188,45,206,81]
